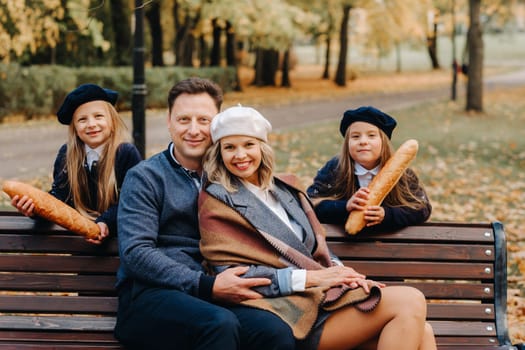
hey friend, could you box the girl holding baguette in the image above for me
[307,106,431,231]
[198,105,437,350]
[11,84,142,244]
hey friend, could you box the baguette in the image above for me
[2,180,100,239]
[345,139,419,235]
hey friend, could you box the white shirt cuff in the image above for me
[291,269,306,292]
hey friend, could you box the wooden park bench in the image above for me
[0,210,523,349]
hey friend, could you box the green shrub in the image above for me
[0,64,237,122]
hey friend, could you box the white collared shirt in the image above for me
[85,144,104,170]
[169,143,201,188]
[354,163,380,188]
[242,180,306,292]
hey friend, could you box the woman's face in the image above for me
[220,135,262,186]
[347,121,383,170]
[72,100,112,149]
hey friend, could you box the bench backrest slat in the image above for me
[0,295,118,314]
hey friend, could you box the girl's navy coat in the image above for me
[50,142,141,233]
[307,156,431,231]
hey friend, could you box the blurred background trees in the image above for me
[1,0,523,109]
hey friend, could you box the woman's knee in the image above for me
[383,286,427,319]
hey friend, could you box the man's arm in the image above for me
[118,164,212,298]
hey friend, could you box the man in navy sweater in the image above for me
[114,78,295,350]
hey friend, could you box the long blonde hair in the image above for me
[204,139,275,192]
[331,129,426,210]
[65,102,129,220]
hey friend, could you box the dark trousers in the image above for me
[114,282,295,350]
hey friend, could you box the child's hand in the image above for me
[85,222,110,245]
[346,187,370,212]
[364,205,385,227]
[11,194,35,217]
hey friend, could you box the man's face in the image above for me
[167,93,218,170]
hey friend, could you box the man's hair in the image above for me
[168,77,223,113]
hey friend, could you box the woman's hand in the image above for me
[85,222,110,245]
[346,188,370,212]
[11,194,35,217]
[306,266,386,292]
[306,266,365,289]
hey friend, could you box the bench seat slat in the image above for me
[0,234,118,255]
[0,342,122,349]
[324,223,494,242]
[0,295,117,314]
[329,242,495,261]
[0,330,118,343]
[0,255,119,273]
[430,320,496,336]
[0,273,116,293]
[0,316,116,331]
[384,281,495,299]
[342,261,494,279]
[435,336,509,347]
[427,303,495,320]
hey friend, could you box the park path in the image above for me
[1,68,524,181]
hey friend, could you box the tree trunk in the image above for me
[173,1,180,65]
[225,21,236,66]
[466,0,483,112]
[395,42,402,73]
[145,1,164,66]
[281,49,291,87]
[253,48,263,86]
[427,20,440,69]
[225,22,242,91]
[335,4,351,86]
[210,19,221,66]
[110,0,132,66]
[175,14,196,67]
[253,49,278,86]
[199,35,208,67]
[322,34,331,79]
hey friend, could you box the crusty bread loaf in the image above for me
[345,139,419,235]
[2,180,100,239]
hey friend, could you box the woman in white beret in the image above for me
[198,106,436,350]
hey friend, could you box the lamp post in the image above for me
[451,0,458,101]
[132,0,146,159]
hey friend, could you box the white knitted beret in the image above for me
[211,105,272,143]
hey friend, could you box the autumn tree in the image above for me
[145,1,164,66]
[466,0,483,111]
[110,0,132,66]
[0,0,63,63]
[334,2,352,86]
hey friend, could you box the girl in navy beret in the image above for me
[11,84,142,244]
[307,106,431,232]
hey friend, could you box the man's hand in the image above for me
[212,266,271,304]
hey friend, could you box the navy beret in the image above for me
[339,106,397,139]
[57,84,119,125]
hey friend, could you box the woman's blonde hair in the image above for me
[330,129,426,210]
[65,102,129,220]
[204,138,275,192]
